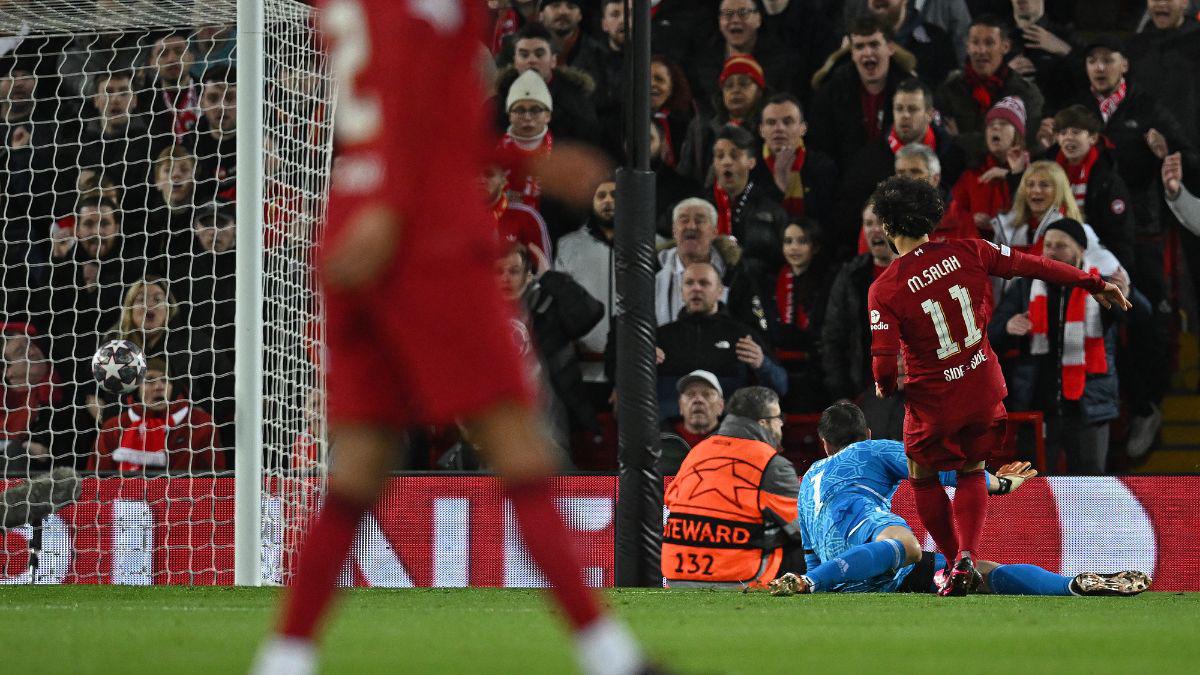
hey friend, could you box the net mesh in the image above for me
[0,0,332,584]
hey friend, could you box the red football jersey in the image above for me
[868,239,1020,416]
[868,239,1106,417]
[321,0,491,258]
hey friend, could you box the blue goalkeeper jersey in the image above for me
[798,439,956,592]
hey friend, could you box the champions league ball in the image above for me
[92,339,148,394]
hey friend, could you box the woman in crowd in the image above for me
[650,55,695,173]
[100,276,233,445]
[679,54,768,184]
[757,219,831,412]
[990,161,1126,300]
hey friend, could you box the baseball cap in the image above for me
[1082,35,1124,57]
[676,370,723,396]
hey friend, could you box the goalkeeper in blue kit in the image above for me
[769,403,1151,597]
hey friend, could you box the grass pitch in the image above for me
[0,587,1196,674]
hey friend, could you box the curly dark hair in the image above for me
[869,176,945,239]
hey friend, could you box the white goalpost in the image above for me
[0,0,333,586]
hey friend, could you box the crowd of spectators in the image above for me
[0,27,237,475]
[1,2,1197,478]
[488,0,1200,476]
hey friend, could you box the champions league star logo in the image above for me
[679,457,760,510]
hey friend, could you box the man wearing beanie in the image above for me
[495,70,555,211]
[990,217,1123,475]
[493,23,600,145]
[944,95,1028,239]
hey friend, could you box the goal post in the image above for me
[233,0,265,587]
[0,0,333,586]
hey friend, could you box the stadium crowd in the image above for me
[0,1,1197,477]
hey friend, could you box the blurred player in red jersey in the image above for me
[252,2,646,674]
[866,176,1130,596]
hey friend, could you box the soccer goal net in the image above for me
[0,0,333,585]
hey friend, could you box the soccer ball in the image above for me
[92,340,148,394]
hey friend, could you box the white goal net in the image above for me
[0,0,333,585]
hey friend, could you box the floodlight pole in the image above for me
[614,0,663,587]
[234,0,266,587]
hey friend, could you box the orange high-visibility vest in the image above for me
[662,434,789,587]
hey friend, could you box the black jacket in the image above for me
[829,127,964,258]
[493,66,601,146]
[1064,82,1200,236]
[750,143,838,229]
[524,271,604,432]
[686,35,803,114]
[1042,145,1137,274]
[936,65,1044,154]
[655,305,786,393]
[1004,16,1085,114]
[808,59,912,166]
[894,9,958,86]
[821,253,877,401]
[1126,17,1200,147]
[708,180,788,268]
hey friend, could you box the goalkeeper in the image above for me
[769,403,1150,597]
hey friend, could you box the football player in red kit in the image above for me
[252,2,644,674]
[866,176,1130,596]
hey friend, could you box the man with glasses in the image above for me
[496,70,555,212]
[688,0,799,108]
[662,386,803,589]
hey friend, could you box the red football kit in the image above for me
[868,239,1105,470]
[320,0,532,427]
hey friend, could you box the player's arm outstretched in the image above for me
[985,241,1132,311]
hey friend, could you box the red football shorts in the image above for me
[322,247,534,429]
[903,401,1009,472]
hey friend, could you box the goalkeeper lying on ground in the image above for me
[769,403,1151,597]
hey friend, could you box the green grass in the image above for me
[0,587,1197,674]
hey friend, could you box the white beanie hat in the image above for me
[506,69,553,113]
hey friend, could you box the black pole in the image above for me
[614,0,662,587]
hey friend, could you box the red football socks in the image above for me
[280,491,369,639]
[911,475,959,562]
[506,477,603,631]
[953,470,988,559]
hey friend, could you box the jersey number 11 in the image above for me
[920,284,983,360]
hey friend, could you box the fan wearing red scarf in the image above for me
[256,3,646,675]
[946,96,1028,240]
[1049,104,1136,274]
[993,219,1125,475]
[866,177,1130,597]
[936,16,1042,145]
[89,358,223,474]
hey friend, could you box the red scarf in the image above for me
[161,82,199,138]
[762,143,807,217]
[774,267,810,330]
[886,125,936,154]
[1093,79,1127,123]
[712,183,733,236]
[1028,266,1107,400]
[654,110,676,167]
[490,193,509,223]
[112,406,189,472]
[0,372,62,439]
[962,62,1009,113]
[1057,145,1099,209]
